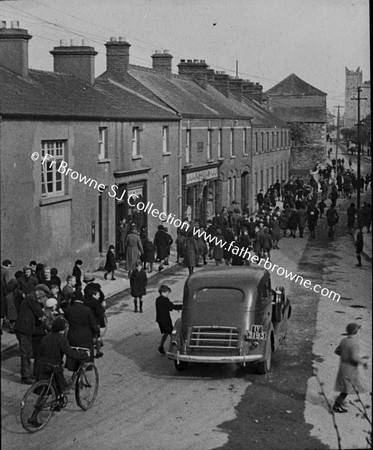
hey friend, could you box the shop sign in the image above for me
[186,167,218,185]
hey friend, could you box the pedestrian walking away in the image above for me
[155,285,182,355]
[333,323,368,413]
[355,228,364,267]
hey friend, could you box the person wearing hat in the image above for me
[44,297,60,331]
[155,285,182,354]
[1,259,13,334]
[32,317,89,422]
[154,225,169,271]
[333,323,368,413]
[14,284,50,384]
[130,260,148,313]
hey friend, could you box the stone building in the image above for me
[0,23,180,274]
[344,67,371,129]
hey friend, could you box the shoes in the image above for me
[21,377,34,385]
[158,346,165,355]
[95,351,104,358]
[356,263,362,267]
[111,277,116,280]
[333,404,348,413]
[104,273,107,280]
[164,262,169,266]
[159,266,164,271]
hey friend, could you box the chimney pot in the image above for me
[0,23,32,77]
[163,49,169,53]
[187,59,192,63]
[0,21,6,29]
[118,36,126,42]
[110,36,116,42]
[60,39,67,46]
[10,20,19,29]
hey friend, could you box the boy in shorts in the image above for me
[155,285,182,354]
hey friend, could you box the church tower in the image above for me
[344,67,362,129]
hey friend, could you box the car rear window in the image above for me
[196,288,243,304]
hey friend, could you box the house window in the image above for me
[255,132,258,153]
[186,129,191,164]
[266,132,270,151]
[207,129,212,160]
[98,127,108,160]
[243,128,248,156]
[162,126,169,154]
[41,140,65,197]
[255,172,258,195]
[281,131,283,148]
[276,131,279,149]
[260,170,263,191]
[162,175,169,215]
[272,132,275,149]
[261,132,264,152]
[132,127,141,158]
[217,129,223,158]
[230,128,235,157]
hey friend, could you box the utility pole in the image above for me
[351,86,368,209]
[333,105,344,161]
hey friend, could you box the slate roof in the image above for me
[265,73,327,97]
[100,65,252,120]
[0,67,178,121]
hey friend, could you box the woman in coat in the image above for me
[154,225,169,271]
[212,228,225,265]
[104,245,117,280]
[184,231,199,275]
[288,209,299,238]
[297,206,307,238]
[142,237,156,273]
[130,261,148,313]
[333,323,368,413]
[280,209,290,237]
[270,216,281,249]
[125,227,143,277]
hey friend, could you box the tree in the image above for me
[290,122,308,146]
[340,127,357,144]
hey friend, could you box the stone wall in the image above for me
[290,145,327,176]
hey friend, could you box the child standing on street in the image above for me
[155,285,182,354]
[130,261,147,313]
[104,245,117,280]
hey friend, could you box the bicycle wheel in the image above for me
[75,362,99,411]
[20,381,57,433]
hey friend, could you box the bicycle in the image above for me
[20,347,99,433]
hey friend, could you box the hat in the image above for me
[344,323,361,336]
[35,284,51,296]
[83,273,95,283]
[23,265,31,271]
[46,298,58,308]
[52,317,67,332]
[2,259,12,267]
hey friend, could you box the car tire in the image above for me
[256,341,272,374]
[174,361,188,371]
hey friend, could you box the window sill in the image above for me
[243,153,249,157]
[184,163,193,167]
[98,158,111,164]
[217,157,224,161]
[230,155,236,159]
[132,155,143,160]
[162,152,172,157]
[40,194,72,207]
[207,159,214,163]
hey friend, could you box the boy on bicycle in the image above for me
[36,317,89,413]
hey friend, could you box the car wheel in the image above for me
[174,361,188,371]
[256,342,272,374]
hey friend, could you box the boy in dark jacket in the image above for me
[130,261,147,313]
[155,285,182,354]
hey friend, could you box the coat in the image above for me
[130,269,147,297]
[14,293,44,336]
[154,229,170,260]
[288,210,299,230]
[84,295,106,328]
[17,274,38,296]
[155,295,182,334]
[143,240,156,263]
[212,233,226,260]
[260,232,272,250]
[65,301,99,349]
[104,249,117,272]
[298,209,307,229]
[125,232,143,271]
[334,336,367,394]
[184,237,199,268]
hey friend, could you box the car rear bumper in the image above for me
[167,351,264,364]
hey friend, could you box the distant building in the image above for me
[344,67,371,129]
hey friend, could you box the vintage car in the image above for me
[167,266,291,374]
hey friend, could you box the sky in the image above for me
[0,0,370,112]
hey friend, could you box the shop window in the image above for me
[41,140,65,198]
[98,127,108,160]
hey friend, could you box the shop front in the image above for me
[182,163,222,226]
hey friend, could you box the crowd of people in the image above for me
[0,259,106,388]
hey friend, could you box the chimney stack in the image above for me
[0,21,32,78]
[229,77,243,102]
[242,80,255,102]
[152,49,172,75]
[206,68,215,86]
[253,82,263,103]
[214,72,230,97]
[178,59,208,86]
[105,37,131,78]
[50,39,97,85]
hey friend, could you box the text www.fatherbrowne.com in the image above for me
[191,227,341,302]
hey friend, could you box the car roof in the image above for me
[184,266,269,292]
